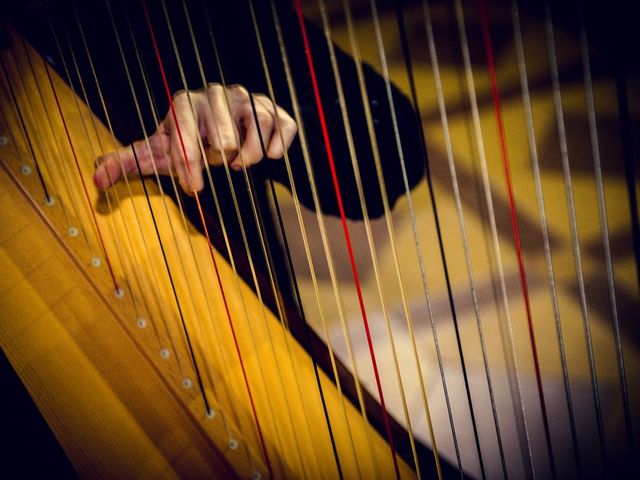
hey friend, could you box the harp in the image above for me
[0,0,638,478]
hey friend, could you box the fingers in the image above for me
[236,95,274,170]
[203,85,297,171]
[252,94,297,160]
[205,84,240,169]
[93,86,297,193]
[169,92,205,194]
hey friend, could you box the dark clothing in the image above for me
[11,0,443,476]
[23,0,425,310]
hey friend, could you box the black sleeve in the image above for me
[265,2,426,220]
[15,0,425,221]
[202,0,426,220]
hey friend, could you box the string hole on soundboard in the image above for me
[182,378,193,389]
[206,408,216,419]
[252,471,262,480]
[44,196,56,206]
[68,226,79,237]
[114,287,125,298]
[228,438,238,450]
[21,165,32,176]
[91,256,101,268]
[136,318,147,329]
[0,135,8,146]
[159,348,170,359]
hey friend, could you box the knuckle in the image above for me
[173,90,188,102]
[256,110,272,126]
[219,135,236,151]
[207,83,223,95]
[229,84,249,97]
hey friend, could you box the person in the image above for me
[16,1,463,477]
[93,84,298,195]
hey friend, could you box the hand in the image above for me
[93,83,297,194]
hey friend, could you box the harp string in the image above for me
[390,10,463,471]
[452,0,536,476]
[420,0,496,475]
[291,0,404,476]
[119,2,224,364]
[110,3,235,435]
[39,31,120,292]
[18,35,96,257]
[104,0,217,414]
[477,1,556,477]
[61,13,167,348]
[579,9,634,454]
[172,4,306,476]
[3,42,69,216]
[263,1,383,476]
[510,0,581,475]
[165,1,326,475]
[248,87,349,478]
[98,0,199,379]
[50,17,151,337]
[363,1,445,476]
[318,1,430,475]
[316,0,441,475]
[120,5,255,453]
[249,1,376,476]
[138,0,277,474]
[162,1,318,475]
[544,2,607,472]
[0,57,50,202]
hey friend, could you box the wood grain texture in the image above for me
[0,27,414,479]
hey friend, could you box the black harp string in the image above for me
[396,0,466,472]
[400,0,508,475]
[580,3,634,456]
[121,5,252,447]
[166,1,323,474]
[103,0,214,413]
[18,35,97,259]
[167,2,307,475]
[247,90,346,480]
[260,0,384,476]
[144,1,286,474]
[77,2,187,374]
[378,0,492,474]
[317,0,443,476]
[48,16,148,330]
[245,0,375,476]
[421,0,497,475]
[0,56,51,202]
[343,2,442,477]
[510,0,581,475]
[62,12,163,345]
[0,71,55,203]
[4,41,77,250]
[73,1,189,366]
[162,1,314,475]
[0,49,58,207]
[133,4,277,475]
[235,11,345,476]
[39,16,121,292]
[111,1,226,427]
[328,0,442,477]
[544,2,608,472]
[452,0,537,476]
